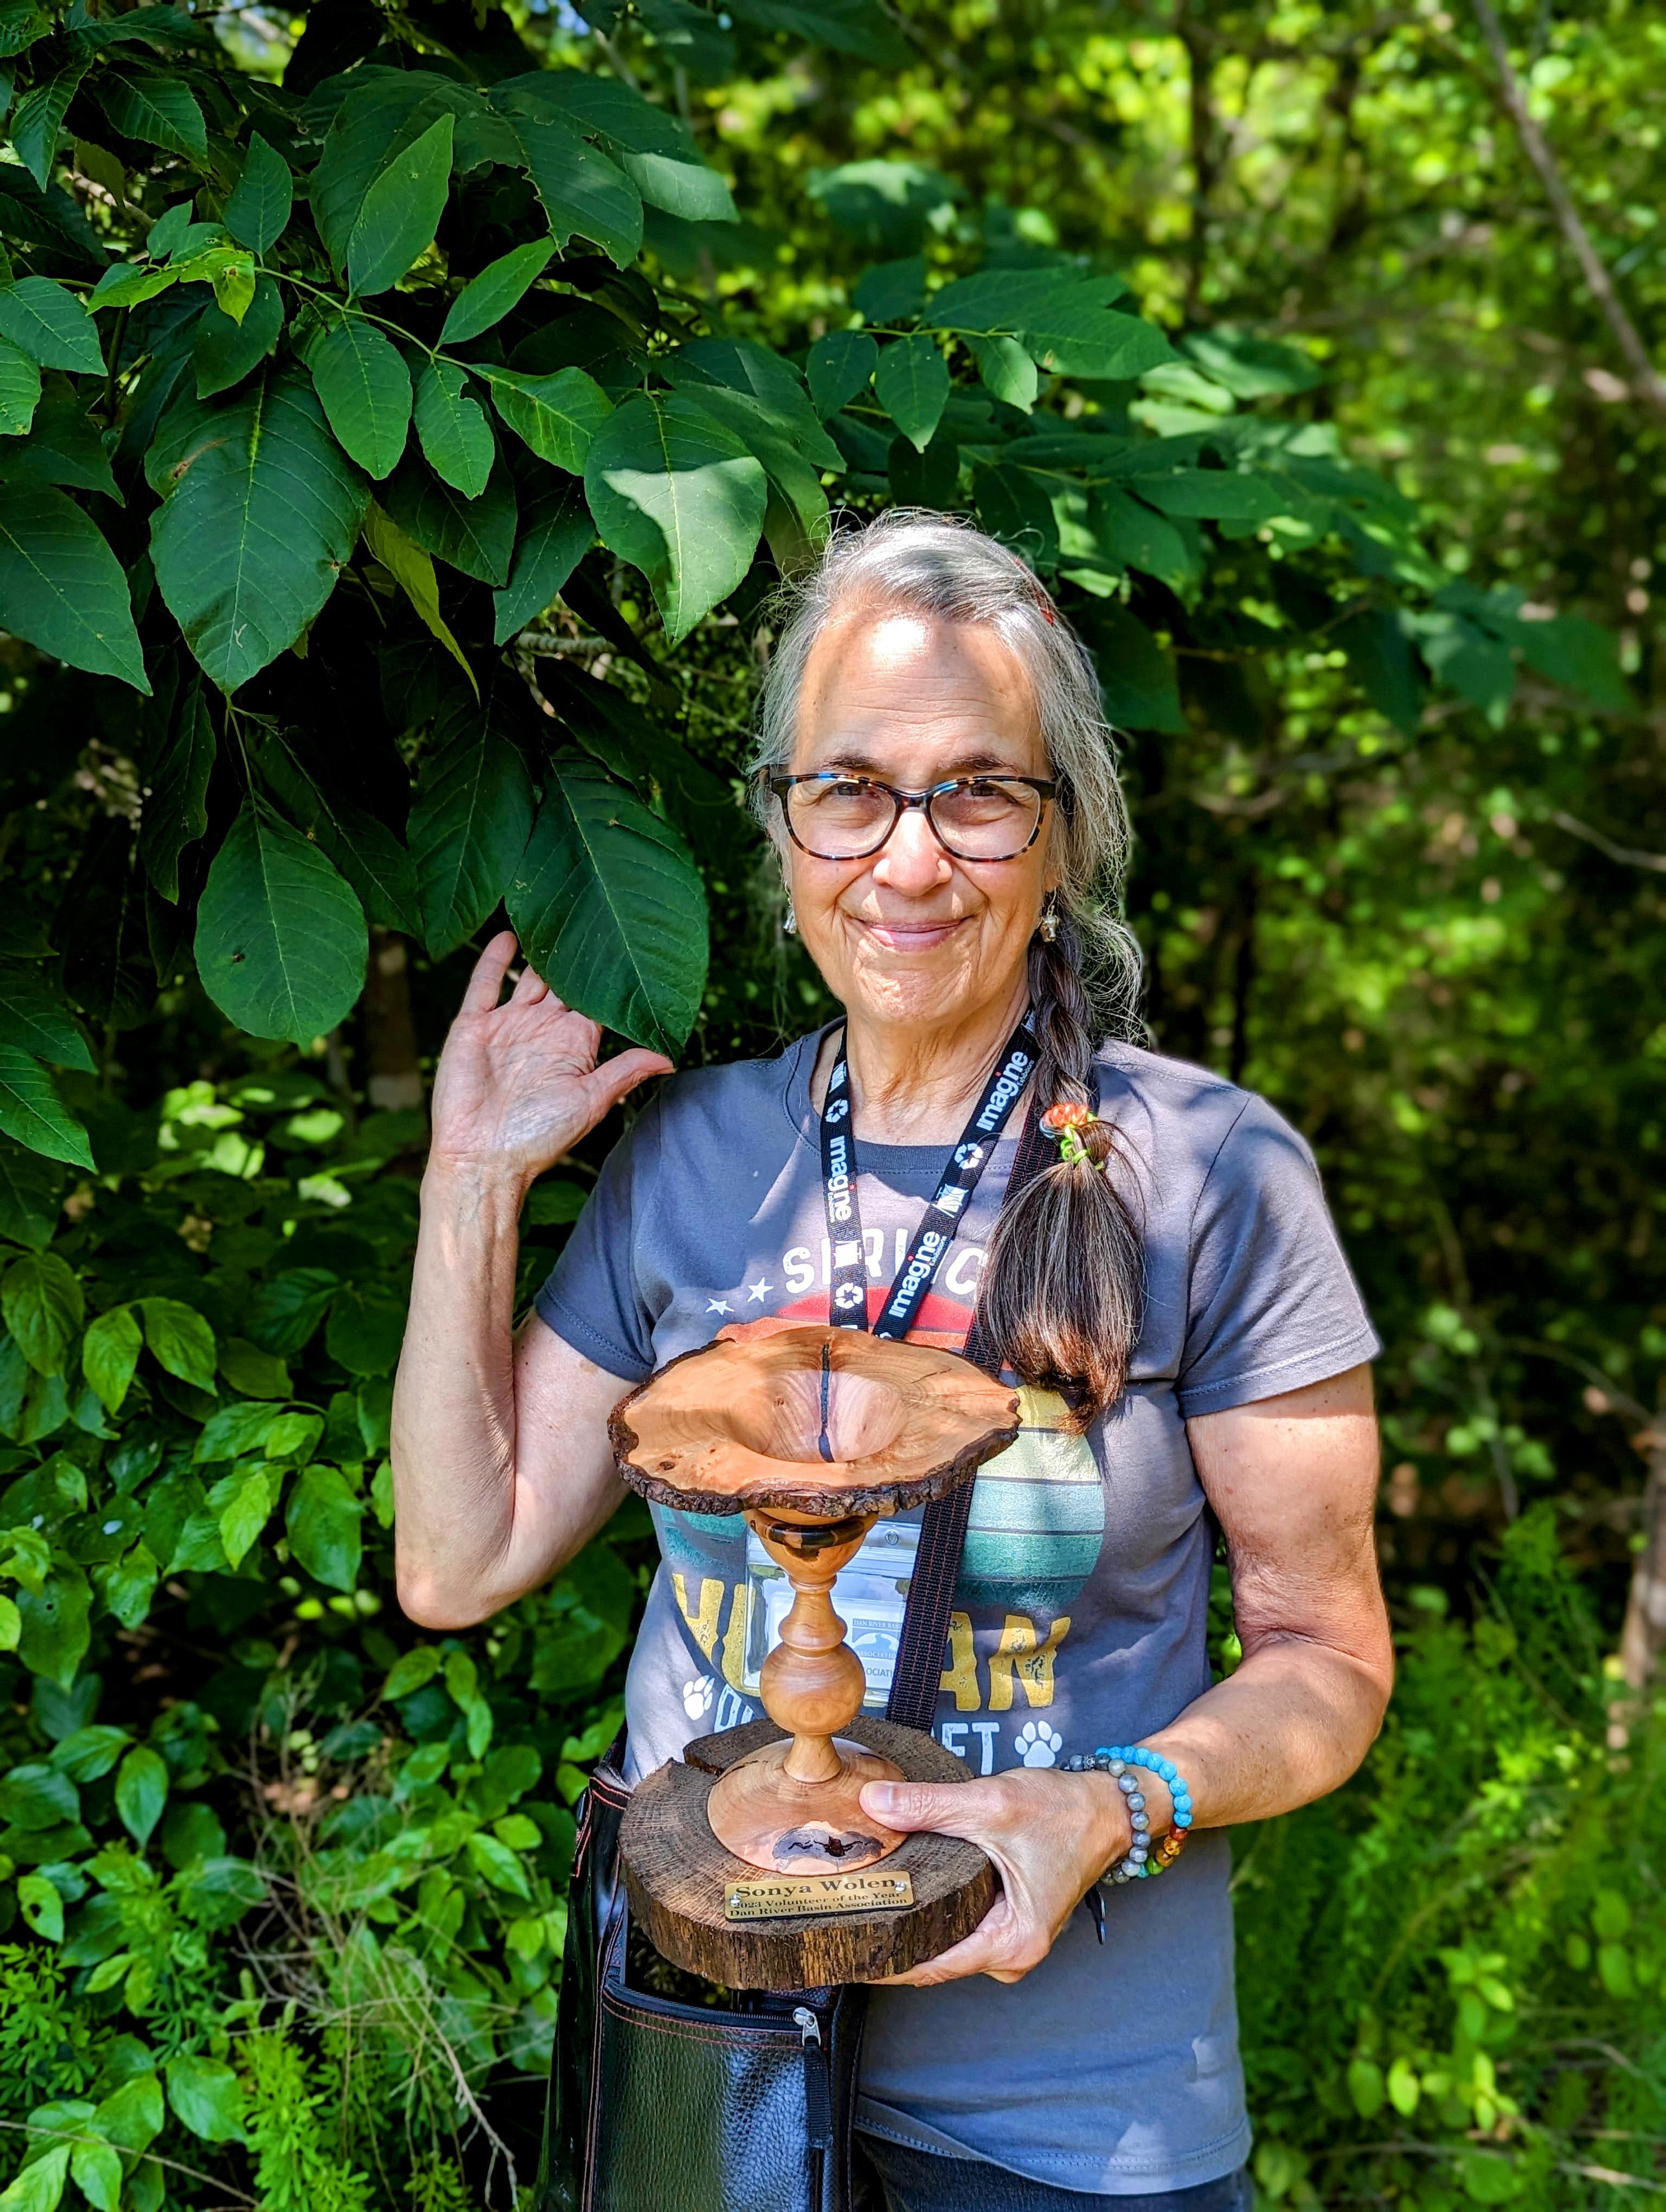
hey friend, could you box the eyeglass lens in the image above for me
[785,777,1043,860]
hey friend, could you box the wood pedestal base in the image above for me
[620,1715,998,1990]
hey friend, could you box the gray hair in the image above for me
[748,508,1143,1038]
[748,510,1149,1431]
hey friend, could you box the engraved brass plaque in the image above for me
[723,1870,916,1922]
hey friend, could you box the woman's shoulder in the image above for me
[648,1030,819,1145]
[1094,1037,1314,1178]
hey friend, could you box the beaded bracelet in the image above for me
[1063,1744,1194,1885]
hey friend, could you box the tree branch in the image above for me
[1468,0,1666,414]
[1548,809,1666,874]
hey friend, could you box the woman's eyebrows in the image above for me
[813,745,1025,776]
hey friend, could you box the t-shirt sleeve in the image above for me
[533,1098,663,1383]
[1175,1094,1381,1419]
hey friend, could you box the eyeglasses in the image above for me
[766,772,1055,863]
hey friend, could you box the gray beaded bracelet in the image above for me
[1063,1746,1193,1886]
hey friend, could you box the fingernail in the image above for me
[863,1783,900,1816]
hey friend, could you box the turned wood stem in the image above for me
[750,1507,873,1783]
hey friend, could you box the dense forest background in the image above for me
[0,0,1662,2207]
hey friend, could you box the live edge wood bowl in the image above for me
[609,1328,1020,1989]
[607,1325,1022,1520]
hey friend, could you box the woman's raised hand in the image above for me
[427,931,675,1189]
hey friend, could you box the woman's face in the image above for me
[784,606,1056,1039]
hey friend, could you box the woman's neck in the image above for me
[811,979,1032,1145]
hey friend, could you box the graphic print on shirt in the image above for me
[651,1259,1104,1771]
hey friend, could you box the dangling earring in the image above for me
[783,900,798,936]
[1038,893,1060,944]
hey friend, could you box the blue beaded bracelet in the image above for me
[1063,1744,1194,1885]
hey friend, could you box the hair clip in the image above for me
[1040,1100,1100,1169]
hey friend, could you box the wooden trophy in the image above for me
[610,1325,1020,1990]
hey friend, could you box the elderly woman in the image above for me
[391,512,1392,2211]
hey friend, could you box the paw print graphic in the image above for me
[682,1676,715,1720]
[1016,1720,1062,1768]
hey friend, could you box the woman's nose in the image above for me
[872,808,951,893]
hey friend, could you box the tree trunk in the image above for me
[363,928,424,1115]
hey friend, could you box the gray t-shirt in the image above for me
[536,1027,1380,2196]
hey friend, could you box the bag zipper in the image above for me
[794,2005,834,2150]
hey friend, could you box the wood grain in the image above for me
[621,1716,997,1990]
[610,1326,1020,1519]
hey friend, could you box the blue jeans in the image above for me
[856,2136,1254,2212]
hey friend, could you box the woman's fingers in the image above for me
[581,1048,675,1121]
[866,1895,1034,1989]
[508,959,550,1006]
[460,931,518,1014]
[858,1778,1006,1844]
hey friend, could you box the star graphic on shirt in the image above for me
[706,1298,732,1315]
[745,1277,773,1303]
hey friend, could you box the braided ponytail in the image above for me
[977,917,1144,1433]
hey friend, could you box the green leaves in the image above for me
[148,370,370,693]
[348,111,454,298]
[408,704,535,957]
[414,359,494,497]
[165,2056,245,2144]
[0,337,42,434]
[2,1251,83,1373]
[584,391,766,645]
[873,332,950,451]
[223,132,293,255]
[0,1052,94,1171]
[507,761,708,1056]
[93,70,207,159]
[493,470,592,642]
[307,318,412,480]
[0,279,104,376]
[286,1464,363,1591]
[382,451,516,585]
[114,1742,168,1846]
[0,965,93,1072]
[82,1305,142,1416]
[0,485,149,690]
[440,237,554,345]
[806,329,876,418]
[483,365,611,474]
[140,1298,216,1391]
[494,83,643,268]
[194,800,368,1044]
[140,678,216,901]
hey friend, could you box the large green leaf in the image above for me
[668,337,840,467]
[259,736,421,936]
[92,69,207,160]
[439,237,554,345]
[140,1297,217,1391]
[0,484,148,689]
[139,678,215,901]
[927,266,1126,333]
[482,364,610,474]
[0,965,93,1071]
[83,1304,142,1415]
[964,332,1037,411]
[492,470,592,642]
[1020,302,1172,381]
[382,452,517,585]
[0,1141,62,1251]
[494,87,643,268]
[0,1050,93,1170]
[192,276,283,400]
[873,332,950,452]
[347,111,454,298]
[0,278,103,375]
[0,381,121,500]
[2,1250,83,1373]
[309,71,505,270]
[148,370,370,693]
[165,2056,245,2146]
[583,391,766,645]
[306,317,411,480]
[806,329,876,419]
[222,132,292,255]
[286,1464,362,1591]
[506,761,708,1055]
[408,704,535,957]
[9,62,87,190]
[115,1743,169,1847]
[0,336,42,434]
[413,358,493,497]
[193,800,368,1043]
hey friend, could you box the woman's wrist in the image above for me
[422,1154,536,1217]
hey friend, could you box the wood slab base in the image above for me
[621,1716,998,1990]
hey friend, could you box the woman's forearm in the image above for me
[1137,1633,1392,1841]
[390,1163,530,1626]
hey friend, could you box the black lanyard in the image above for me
[817,1016,1039,1343]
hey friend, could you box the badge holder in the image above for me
[611,1324,1017,1990]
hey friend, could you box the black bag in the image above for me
[531,1103,1054,2212]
